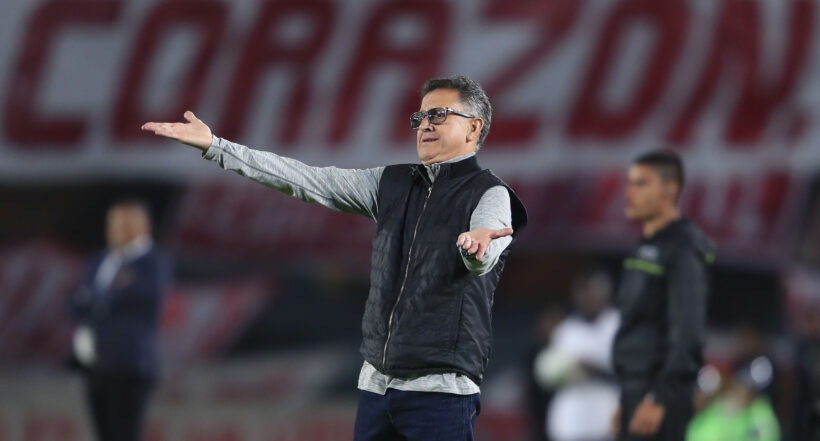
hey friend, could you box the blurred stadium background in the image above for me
[1,0,819,440]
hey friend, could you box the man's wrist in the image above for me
[202,134,220,159]
[644,390,666,407]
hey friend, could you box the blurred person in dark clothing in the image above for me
[787,269,820,441]
[68,199,171,441]
[788,174,820,441]
[794,334,820,441]
[535,269,620,441]
[141,76,527,441]
[610,151,714,441]
[795,174,820,266]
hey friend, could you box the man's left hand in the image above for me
[456,228,513,260]
[628,395,665,436]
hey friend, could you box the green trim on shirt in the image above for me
[624,258,665,276]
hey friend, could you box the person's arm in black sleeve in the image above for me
[649,243,708,406]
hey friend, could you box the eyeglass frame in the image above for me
[409,107,477,130]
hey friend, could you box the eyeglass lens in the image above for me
[410,108,448,129]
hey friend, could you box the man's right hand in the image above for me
[141,110,212,151]
[629,396,665,436]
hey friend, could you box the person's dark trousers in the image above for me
[617,379,694,441]
[353,389,481,441]
[84,372,155,441]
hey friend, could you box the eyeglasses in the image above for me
[410,107,476,130]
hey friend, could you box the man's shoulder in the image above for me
[380,163,423,184]
[662,219,715,265]
[473,171,528,227]
[382,163,418,171]
[472,169,508,187]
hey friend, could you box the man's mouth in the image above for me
[421,137,438,143]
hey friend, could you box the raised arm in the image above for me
[142,111,382,219]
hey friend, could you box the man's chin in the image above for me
[624,209,644,221]
[417,147,437,164]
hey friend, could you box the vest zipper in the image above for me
[382,183,434,369]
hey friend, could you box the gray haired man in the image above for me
[143,76,527,440]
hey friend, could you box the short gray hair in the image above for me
[420,76,492,148]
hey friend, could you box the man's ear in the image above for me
[466,118,484,143]
[663,181,680,201]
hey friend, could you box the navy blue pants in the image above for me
[353,389,481,441]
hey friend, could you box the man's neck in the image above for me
[424,152,476,182]
[642,208,680,238]
[422,147,477,165]
[435,152,475,165]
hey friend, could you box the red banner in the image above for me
[0,0,817,260]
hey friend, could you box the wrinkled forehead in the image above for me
[419,88,464,112]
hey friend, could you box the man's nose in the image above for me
[419,116,433,131]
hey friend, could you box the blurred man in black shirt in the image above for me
[611,151,713,441]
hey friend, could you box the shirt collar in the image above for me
[110,235,153,262]
[425,152,477,182]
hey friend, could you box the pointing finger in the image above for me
[488,227,514,239]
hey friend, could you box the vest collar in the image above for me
[411,155,482,183]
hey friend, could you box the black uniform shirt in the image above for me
[613,217,714,405]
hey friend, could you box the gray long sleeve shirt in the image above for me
[203,136,513,394]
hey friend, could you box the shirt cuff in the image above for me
[202,134,221,160]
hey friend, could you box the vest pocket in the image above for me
[449,290,466,352]
[393,287,462,352]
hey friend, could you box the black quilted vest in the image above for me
[359,156,527,384]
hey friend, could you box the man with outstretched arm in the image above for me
[142,76,527,441]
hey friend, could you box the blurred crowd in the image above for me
[525,262,820,441]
